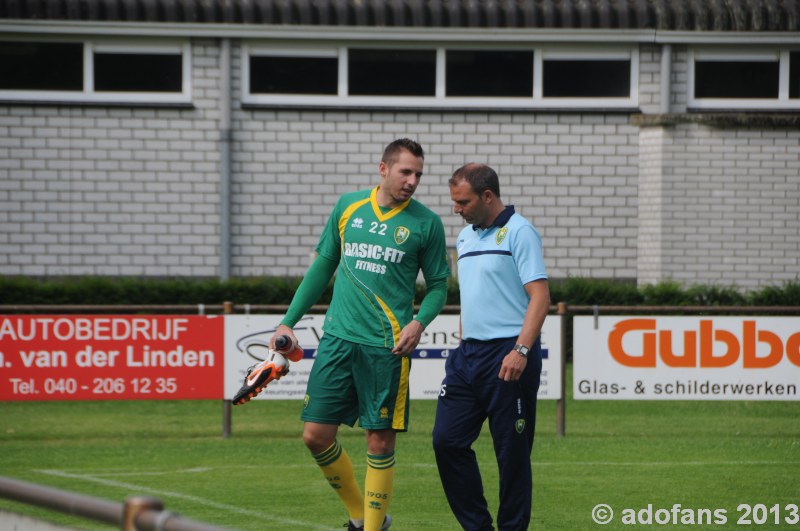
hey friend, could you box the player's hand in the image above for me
[498,350,527,382]
[392,320,424,357]
[271,324,298,350]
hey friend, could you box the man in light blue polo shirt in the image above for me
[433,163,550,531]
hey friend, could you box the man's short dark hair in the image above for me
[450,163,501,198]
[382,138,425,165]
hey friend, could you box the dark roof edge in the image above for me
[1,0,799,32]
[3,19,799,45]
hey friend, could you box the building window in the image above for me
[0,41,83,91]
[694,61,779,99]
[446,50,533,97]
[0,40,191,104]
[94,52,182,93]
[242,43,637,110]
[689,48,800,110]
[249,54,338,95]
[348,48,436,96]
[542,59,631,98]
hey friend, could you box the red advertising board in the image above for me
[0,315,224,401]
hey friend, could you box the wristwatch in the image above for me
[513,344,530,358]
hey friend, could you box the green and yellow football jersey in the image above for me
[316,186,450,348]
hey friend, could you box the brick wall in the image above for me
[228,108,640,279]
[1,39,798,290]
[658,124,800,287]
[0,39,223,277]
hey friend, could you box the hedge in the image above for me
[1,276,798,307]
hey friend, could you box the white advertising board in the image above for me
[573,316,800,400]
[225,314,562,401]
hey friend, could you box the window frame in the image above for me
[537,47,638,107]
[688,47,798,110]
[242,42,639,110]
[0,37,192,105]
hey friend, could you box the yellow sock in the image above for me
[313,440,364,520]
[364,451,395,531]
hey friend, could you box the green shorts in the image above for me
[301,334,411,431]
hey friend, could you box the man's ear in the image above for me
[379,161,388,178]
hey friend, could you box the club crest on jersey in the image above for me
[394,226,410,245]
[496,227,508,245]
[515,419,525,433]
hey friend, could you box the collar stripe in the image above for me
[371,186,411,222]
[458,249,512,261]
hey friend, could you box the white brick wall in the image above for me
[637,127,669,285]
[1,39,798,291]
[0,40,223,277]
[658,125,800,287]
[638,44,662,114]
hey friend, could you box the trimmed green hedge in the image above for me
[0,276,316,306]
[550,278,800,306]
[1,276,798,307]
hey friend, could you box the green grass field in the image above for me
[1,366,799,530]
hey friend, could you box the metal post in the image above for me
[222,301,233,438]
[222,400,232,439]
[660,44,672,114]
[0,476,232,531]
[0,476,120,525]
[556,302,567,437]
[219,38,232,281]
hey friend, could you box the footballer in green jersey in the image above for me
[317,185,450,349]
[267,138,450,531]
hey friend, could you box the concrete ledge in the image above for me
[631,113,800,128]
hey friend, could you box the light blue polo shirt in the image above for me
[456,206,548,341]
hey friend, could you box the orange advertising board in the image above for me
[574,316,800,400]
[0,315,225,401]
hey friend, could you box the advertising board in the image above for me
[225,314,562,400]
[0,315,225,400]
[574,316,800,400]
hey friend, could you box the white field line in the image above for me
[531,460,800,467]
[38,460,799,478]
[31,461,796,529]
[34,469,333,530]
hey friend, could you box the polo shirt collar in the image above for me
[473,205,515,231]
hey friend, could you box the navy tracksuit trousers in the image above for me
[432,336,542,531]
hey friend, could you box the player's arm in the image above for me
[515,279,550,350]
[414,275,448,329]
[416,215,451,328]
[499,279,550,382]
[499,222,549,381]
[392,216,450,356]
[392,276,448,356]
[274,194,344,345]
[273,254,338,344]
